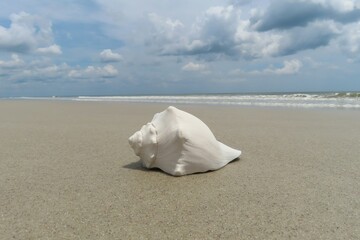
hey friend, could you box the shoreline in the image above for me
[2,91,360,110]
[1,100,359,239]
[2,98,360,113]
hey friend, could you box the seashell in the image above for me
[128,106,241,176]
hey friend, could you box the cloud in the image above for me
[229,0,252,6]
[231,59,303,76]
[100,49,123,62]
[142,1,359,60]
[182,62,207,71]
[233,20,283,59]
[276,20,340,56]
[265,59,303,75]
[20,64,70,81]
[0,12,58,53]
[252,0,360,31]
[5,61,71,83]
[146,5,340,59]
[36,44,62,55]
[0,54,24,68]
[155,6,240,57]
[1,56,119,84]
[68,64,118,79]
[146,13,185,53]
[338,21,360,60]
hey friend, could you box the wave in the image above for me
[6,92,359,109]
[74,92,360,109]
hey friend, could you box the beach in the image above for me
[1,100,359,239]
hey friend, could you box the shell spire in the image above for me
[128,106,241,176]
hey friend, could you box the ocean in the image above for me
[10,92,360,109]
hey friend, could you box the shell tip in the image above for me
[167,106,177,112]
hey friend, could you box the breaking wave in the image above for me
[74,92,360,109]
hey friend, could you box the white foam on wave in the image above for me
[75,93,360,109]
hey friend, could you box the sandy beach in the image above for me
[0,100,359,239]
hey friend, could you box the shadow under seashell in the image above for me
[123,160,163,173]
[122,160,144,171]
[124,157,242,177]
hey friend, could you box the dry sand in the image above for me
[0,100,359,239]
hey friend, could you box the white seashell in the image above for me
[128,106,241,176]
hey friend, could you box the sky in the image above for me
[0,0,360,97]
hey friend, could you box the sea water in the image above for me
[76,92,360,109]
[12,92,360,109]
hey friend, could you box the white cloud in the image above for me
[36,44,62,55]
[143,1,358,60]
[4,61,71,83]
[1,56,119,83]
[100,49,123,62]
[0,12,57,53]
[68,64,118,79]
[0,54,24,68]
[182,62,207,71]
[101,64,119,77]
[154,5,240,57]
[265,59,303,75]
[338,22,360,60]
[21,63,69,79]
[146,5,326,59]
[231,59,303,76]
[147,12,185,52]
[234,20,283,59]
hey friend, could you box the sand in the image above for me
[0,100,359,239]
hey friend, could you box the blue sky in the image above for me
[0,0,360,97]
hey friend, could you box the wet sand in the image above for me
[1,100,359,239]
